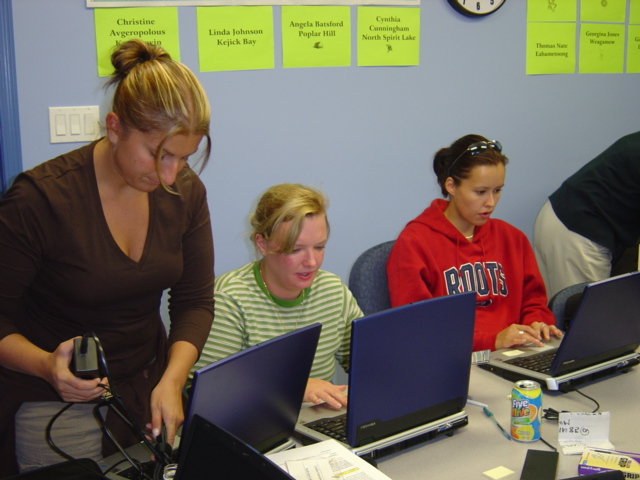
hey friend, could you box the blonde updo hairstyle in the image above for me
[106,39,211,193]
[250,184,330,255]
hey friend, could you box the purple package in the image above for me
[578,448,640,478]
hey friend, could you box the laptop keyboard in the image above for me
[305,414,348,442]
[505,351,556,374]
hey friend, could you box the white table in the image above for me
[372,365,639,479]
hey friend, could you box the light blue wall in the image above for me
[11,0,640,284]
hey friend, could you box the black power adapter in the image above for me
[71,335,100,379]
[520,449,559,480]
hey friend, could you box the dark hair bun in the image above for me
[432,147,450,179]
[108,39,170,86]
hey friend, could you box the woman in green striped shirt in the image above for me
[194,184,363,408]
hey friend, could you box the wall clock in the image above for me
[447,0,506,17]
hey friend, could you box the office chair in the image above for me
[547,281,587,332]
[348,240,395,316]
[610,242,640,277]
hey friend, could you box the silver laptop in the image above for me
[295,292,477,459]
[480,272,640,391]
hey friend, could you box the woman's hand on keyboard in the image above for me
[532,321,563,341]
[305,378,348,409]
[496,324,545,350]
[495,322,563,350]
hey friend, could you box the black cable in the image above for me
[154,462,165,480]
[45,402,75,462]
[542,385,600,421]
[43,333,170,477]
[111,394,172,466]
[93,397,165,479]
[44,402,110,479]
[542,407,566,421]
[89,332,171,466]
[571,387,600,412]
[539,435,558,452]
[88,333,113,391]
[92,401,151,480]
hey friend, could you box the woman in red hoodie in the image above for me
[386,134,561,352]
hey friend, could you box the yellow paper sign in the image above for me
[357,7,419,67]
[631,0,640,24]
[281,6,351,69]
[580,0,626,23]
[197,7,274,72]
[94,7,180,77]
[527,0,577,22]
[626,25,640,72]
[579,23,625,73]
[526,22,576,75]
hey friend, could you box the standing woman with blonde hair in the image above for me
[0,40,214,473]
[194,184,363,408]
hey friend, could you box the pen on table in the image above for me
[467,399,487,408]
[482,406,511,440]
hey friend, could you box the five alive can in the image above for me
[510,380,542,442]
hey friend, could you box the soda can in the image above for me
[510,380,542,442]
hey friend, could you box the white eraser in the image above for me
[483,465,515,480]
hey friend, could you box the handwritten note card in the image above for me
[558,412,615,455]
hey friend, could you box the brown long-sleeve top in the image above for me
[0,140,214,473]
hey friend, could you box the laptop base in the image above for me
[478,353,640,392]
[295,412,468,460]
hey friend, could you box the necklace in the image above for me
[464,228,475,240]
[259,263,306,330]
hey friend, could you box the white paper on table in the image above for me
[558,411,615,455]
[267,439,393,480]
[284,458,334,480]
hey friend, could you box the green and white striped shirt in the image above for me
[193,262,363,381]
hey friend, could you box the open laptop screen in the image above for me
[182,323,321,455]
[176,414,295,480]
[346,292,476,446]
[551,271,640,375]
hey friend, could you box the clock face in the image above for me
[447,0,506,17]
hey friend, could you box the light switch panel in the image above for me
[49,106,100,144]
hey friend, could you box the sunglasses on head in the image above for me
[447,140,503,177]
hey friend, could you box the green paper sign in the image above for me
[579,23,625,73]
[94,7,180,77]
[527,0,577,22]
[357,7,419,67]
[526,22,576,75]
[628,25,640,72]
[197,6,274,72]
[580,0,626,23]
[281,6,351,69]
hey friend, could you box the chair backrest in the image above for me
[547,281,588,332]
[348,241,395,316]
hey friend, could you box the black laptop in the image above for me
[481,272,640,391]
[295,292,477,459]
[175,414,295,480]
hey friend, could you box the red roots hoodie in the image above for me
[387,199,554,351]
